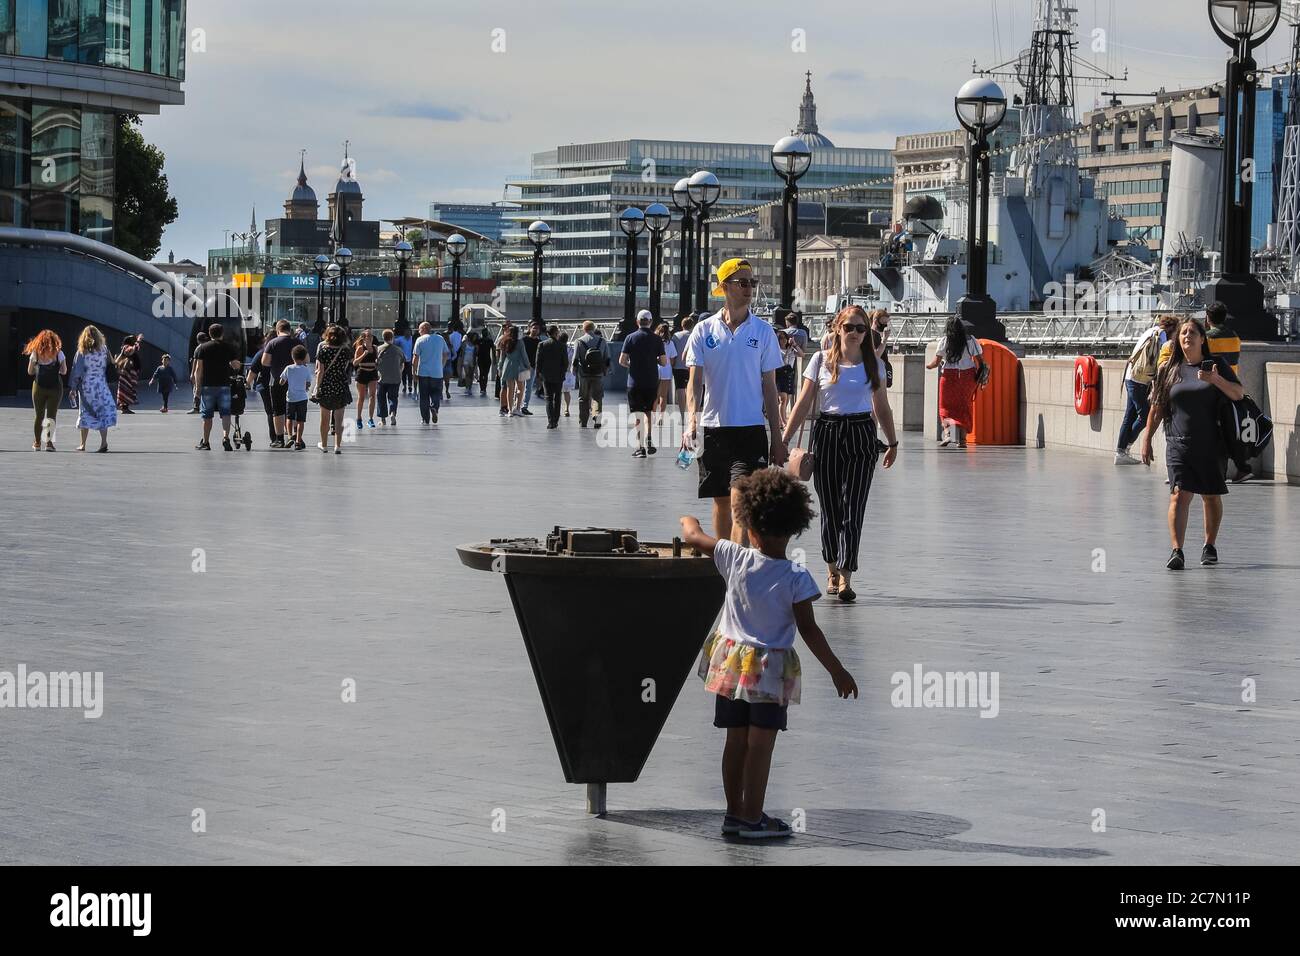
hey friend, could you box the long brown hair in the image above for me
[499,325,518,354]
[24,330,61,360]
[1150,316,1206,409]
[825,306,881,389]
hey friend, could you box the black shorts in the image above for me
[270,381,289,416]
[714,694,788,731]
[628,385,658,414]
[775,365,796,395]
[698,425,769,499]
[673,368,689,389]
[286,400,308,423]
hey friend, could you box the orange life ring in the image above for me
[1074,355,1100,415]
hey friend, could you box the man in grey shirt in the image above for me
[572,321,610,428]
[376,328,404,426]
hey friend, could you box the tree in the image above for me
[113,113,178,261]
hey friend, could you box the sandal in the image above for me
[839,586,857,603]
[826,570,840,596]
[737,813,794,840]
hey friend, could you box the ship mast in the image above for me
[1275,2,1300,282]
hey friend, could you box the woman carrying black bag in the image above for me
[780,306,899,603]
[1141,316,1245,571]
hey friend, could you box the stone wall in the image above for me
[916,339,1300,483]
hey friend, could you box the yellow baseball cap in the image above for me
[712,258,753,298]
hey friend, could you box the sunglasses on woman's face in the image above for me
[726,279,759,289]
[842,324,869,334]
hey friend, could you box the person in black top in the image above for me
[193,324,243,450]
[619,310,668,457]
[246,339,276,446]
[260,319,299,447]
[1141,316,1245,570]
[188,331,209,413]
[534,324,570,429]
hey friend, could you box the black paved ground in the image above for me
[1,393,1297,864]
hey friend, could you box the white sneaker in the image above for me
[1114,450,1139,465]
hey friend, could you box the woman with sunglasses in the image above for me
[781,306,898,602]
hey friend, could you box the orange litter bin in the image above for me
[967,340,1020,446]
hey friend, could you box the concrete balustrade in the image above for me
[910,340,1300,484]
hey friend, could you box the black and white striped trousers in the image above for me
[810,412,880,574]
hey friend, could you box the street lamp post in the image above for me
[672,178,695,325]
[334,247,353,330]
[446,233,468,326]
[688,171,721,311]
[1209,0,1282,340]
[313,254,329,329]
[618,207,647,336]
[954,77,1008,341]
[526,220,551,326]
[645,203,671,323]
[771,135,813,322]
[326,262,341,325]
[395,241,412,335]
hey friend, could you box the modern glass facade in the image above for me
[427,202,514,243]
[1,0,185,242]
[0,0,185,78]
[504,139,894,291]
[1249,79,1288,250]
[2,97,116,237]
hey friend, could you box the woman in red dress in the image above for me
[926,318,986,447]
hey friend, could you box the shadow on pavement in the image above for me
[604,808,1109,859]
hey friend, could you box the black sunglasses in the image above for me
[842,323,869,334]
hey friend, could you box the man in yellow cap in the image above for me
[683,258,787,543]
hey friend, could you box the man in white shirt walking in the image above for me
[1115,314,1177,464]
[684,258,787,543]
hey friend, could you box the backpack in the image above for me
[35,359,62,389]
[1219,394,1273,462]
[1128,331,1161,385]
[579,337,606,376]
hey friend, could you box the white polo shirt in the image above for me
[684,310,782,427]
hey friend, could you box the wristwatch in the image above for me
[888,441,899,448]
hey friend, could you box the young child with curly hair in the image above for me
[680,468,858,839]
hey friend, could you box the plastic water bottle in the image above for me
[677,442,698,470]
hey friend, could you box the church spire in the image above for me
[797,71,819,137]
[793,72,834,147]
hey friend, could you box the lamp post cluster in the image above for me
[313,249,351,328]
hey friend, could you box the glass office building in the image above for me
[504,139,894,291]
[1,0,186,241]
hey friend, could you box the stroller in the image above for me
[228,367,254,451]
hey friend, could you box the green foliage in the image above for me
[113,114,178,261]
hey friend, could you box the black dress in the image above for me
[1164,357,1238,496]
[314,345,354,411]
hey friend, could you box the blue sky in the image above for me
[148,0,1287,262]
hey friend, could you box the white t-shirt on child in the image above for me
[712,539,820,650]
